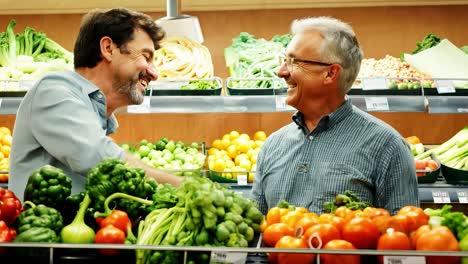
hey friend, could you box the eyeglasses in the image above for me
[278,53,334,70]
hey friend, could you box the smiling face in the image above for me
[112,28,157,105]
[278,30,335,111]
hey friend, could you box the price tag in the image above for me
[0,99,2,109]
[365,97,389,111]
[127,97,151,113]
[457,191,468,203]
[361,77,388,90]
[457,108,468,113]
[237,173,248,186]
[210,251,248,264]
[432,190,451,203]
[383,256,425,264]
[436,80,455,94]
[275,96,295,111]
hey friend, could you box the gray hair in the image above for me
[291,16,363,93]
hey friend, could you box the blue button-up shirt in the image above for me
[251,99,419,215]
[9,70,124,200]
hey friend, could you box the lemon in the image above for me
[254,130,267,141]
[236,138,251,153]
[212,158,226,171]
[220,138,231,150]
[229,130,240,140]
[239,133,250,141]
[239,159,252,171]
[226,144,238,159]
[235,153,249,165]
[211,139,223,150]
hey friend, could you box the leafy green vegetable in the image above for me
[180,80,219,90]
[461,46,468,55]
[400,33,441,61]
[323,190,372,214]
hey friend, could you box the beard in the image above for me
[114,72,145,105]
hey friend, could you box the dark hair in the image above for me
[73,8,165,68]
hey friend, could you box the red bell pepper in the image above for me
[0,220,16,242]
[0,188,23,226]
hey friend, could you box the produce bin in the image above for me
[225,77,287,96]
[145,77,223,96]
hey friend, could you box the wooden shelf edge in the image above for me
[0,0,467,15]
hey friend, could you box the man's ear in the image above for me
[100,36,114,61]
[323,64,341,85]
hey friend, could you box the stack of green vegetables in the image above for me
[224,32,291,89]
[415,127,468,170]
[131,175,264,264]
[0,19,73,83]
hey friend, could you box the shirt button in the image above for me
[97,94,103,99]
[308,135,314,140]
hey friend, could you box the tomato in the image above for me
[377,228,412,264]
[333,206,352,218]
[266,207,290,226]
[294,213,319,235]
[341,216,380,249]
[410,224,430,249]
[260,217,268,233]
[426,159,439,171]
[262,222,295,247]
[415,160,427,176]
[362,207,391,220]
[318,214,345,233]
[320,239,360,264]
[304,223,341,249]
[342,209,364,223]
[416,225,460,264]
[397,206,429,233]
[281,209,306,228]
[274,235,315,264]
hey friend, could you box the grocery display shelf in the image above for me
[2,242,468,263]
[2,91,468,114]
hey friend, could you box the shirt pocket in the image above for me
[307,162,374,212]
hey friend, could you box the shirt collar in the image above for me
[63,70,100,95]
[292,98,353,133]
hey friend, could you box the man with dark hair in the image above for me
[9,8,183,200]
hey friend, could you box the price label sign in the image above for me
[127,97,151,113]
[237,173,248,186]
[432,190,451,203]
[383,256,425,264]
[0,99,2,109]
[457,191,468,203]
[210,251,247,264]
[365,97,389,111]
[361,77,388,90]
[436,80,455,94]
[457,108,468,113]
[275,96,295,111]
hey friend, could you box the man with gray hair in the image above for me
[251,16,418,215]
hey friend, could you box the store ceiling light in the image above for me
[155,0,204,44]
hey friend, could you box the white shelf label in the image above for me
[362,77,388,90]
[436,80,455,94]
[237,173,248,186]
[210,252,247,264]
[0,99,2,109]
[457,108,468,113]
[383,256,425,264]
[127,97,151,113]
[275,96,295,111]
[365,97,389,111]
[432,190,451,203]
[457,191,468,203]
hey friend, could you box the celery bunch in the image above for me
[415,127,468,170]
